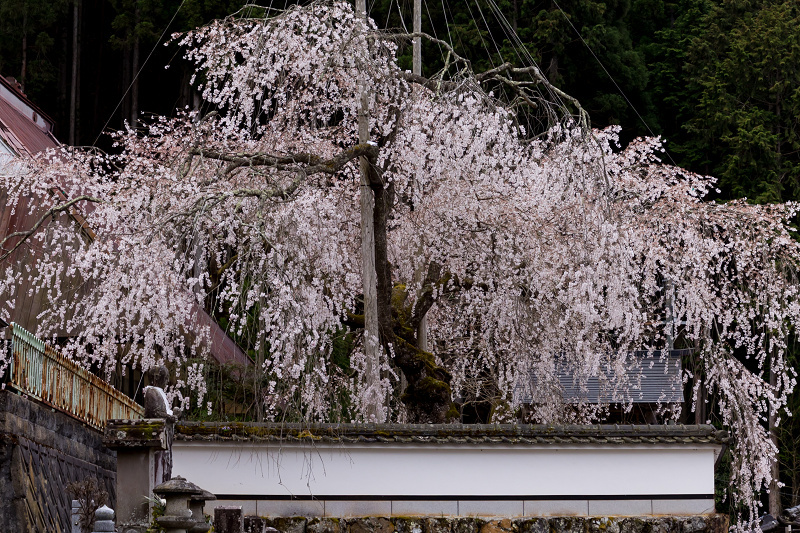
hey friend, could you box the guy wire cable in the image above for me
[473,0,504,67]
[460,0,498,71]
[542,0,680,167]
[93,0,189,147]
[482,0,574,123]
[422,0,447,66]
[439,0,459,65]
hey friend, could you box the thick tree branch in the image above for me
[373,175,394,345]
[398,71,461,93]
[190,143,380,179]
[212,253,239,277]
[398,58,589,128]
[155,144,384,239]
[0,195,103,263]
[409,262,445,331]
[474,62,540,83]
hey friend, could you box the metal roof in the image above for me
[515,350,686,405]
[0,88,58,158]
[0,80,67,335]
[171,421,728,445]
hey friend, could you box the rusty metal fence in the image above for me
[1,323,143,429]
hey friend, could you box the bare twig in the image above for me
[66,478,108,533]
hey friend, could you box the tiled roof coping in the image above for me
[174,422,728,445]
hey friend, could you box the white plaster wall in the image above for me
[173,442,717,498]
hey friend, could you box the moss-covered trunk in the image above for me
[369,161,456,423]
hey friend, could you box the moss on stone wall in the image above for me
[244,515,729,533]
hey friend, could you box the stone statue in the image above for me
[144,365,173,419]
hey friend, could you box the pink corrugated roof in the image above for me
[0,77,249,367]
[0,81,64,333]
[191,303,251,365]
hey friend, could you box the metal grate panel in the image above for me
[515,350,686,405]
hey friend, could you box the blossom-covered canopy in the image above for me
[1,2,797,527]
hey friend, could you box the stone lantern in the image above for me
[153,476,203,533]
[188,489,216,533]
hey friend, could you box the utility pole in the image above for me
[769,353,781,517]
[413,0,429,353]
[131,3,141,129]
[413,0,422,78]
[69,0,80,145]
[356,0,382,422]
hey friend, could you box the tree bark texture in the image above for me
[358,145,456,423]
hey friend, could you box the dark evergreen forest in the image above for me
[1,0,798,203]
[1,0,799,513]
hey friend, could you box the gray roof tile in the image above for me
[174,421,728,445]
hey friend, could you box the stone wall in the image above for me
[236,515,730,533]
[0,389,117,532]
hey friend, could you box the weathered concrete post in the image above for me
[104,366,176,531]
[215,506,244,533]
[71,500,81,533]
[103,418,174,531]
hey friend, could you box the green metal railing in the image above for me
[2,323,144,429]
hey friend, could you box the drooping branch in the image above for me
[0,195,103,263]
[476,62,590,128]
